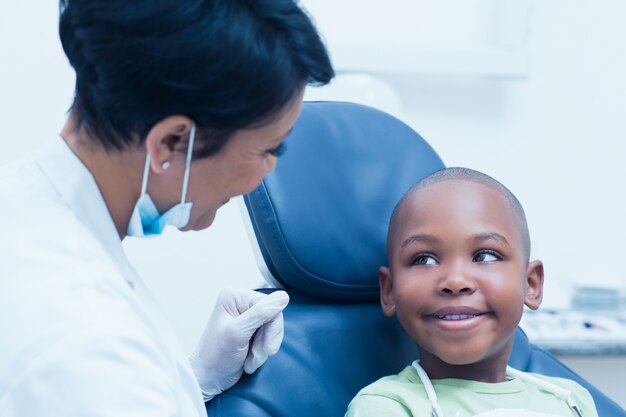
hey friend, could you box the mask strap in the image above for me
[180,122,196,204]
[140,152,152,196]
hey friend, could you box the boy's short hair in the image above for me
[387,167,531,259]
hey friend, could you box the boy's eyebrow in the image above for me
[471,232,511,247]
[400,234,439,249]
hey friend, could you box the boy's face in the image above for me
[379,180,543,381]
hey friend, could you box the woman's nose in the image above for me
[265,155,277,173]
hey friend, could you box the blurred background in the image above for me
[2,0,625,407]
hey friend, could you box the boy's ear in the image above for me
[524,260,544,310]
[379,266,396,317]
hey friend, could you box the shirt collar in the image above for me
[34,137,136,286]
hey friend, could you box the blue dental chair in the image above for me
[206,101,625,417]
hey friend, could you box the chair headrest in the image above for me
[244,101,445,301]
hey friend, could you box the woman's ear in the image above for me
[524,260,544,311]
[379,266,396,317]
[144,115,194,173]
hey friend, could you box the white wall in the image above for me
[2,0,625,409]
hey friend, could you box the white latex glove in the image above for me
[189,288,289,401]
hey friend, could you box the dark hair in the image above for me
[59,0,334,157]
[388,167,531,259]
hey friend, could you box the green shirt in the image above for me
[346,366,598,417]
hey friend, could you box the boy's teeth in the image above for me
[437,314,476,320]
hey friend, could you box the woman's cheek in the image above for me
[245,172,266,194]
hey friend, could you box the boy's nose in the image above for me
[438,263,476,295]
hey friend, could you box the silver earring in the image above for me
[161,161,171,170]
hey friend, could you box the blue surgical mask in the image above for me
[126,123,196,237]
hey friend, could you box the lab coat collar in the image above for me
[34,138,207,415]
[34,137,137,287]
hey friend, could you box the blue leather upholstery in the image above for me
[244,101,444,301]
[207,101,625,417]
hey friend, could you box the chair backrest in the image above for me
[206,101,625,417]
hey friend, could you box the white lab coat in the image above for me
[0,138,207,417]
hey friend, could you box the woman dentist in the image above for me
[0,1,333,416]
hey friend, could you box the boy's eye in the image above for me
[473,250,501,263]
[411,254,438,266]
[267,143,286,157]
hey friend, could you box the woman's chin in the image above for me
[185,210,218,231]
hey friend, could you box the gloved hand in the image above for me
[189,288,290,401]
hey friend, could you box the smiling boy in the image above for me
[346,167,597,417]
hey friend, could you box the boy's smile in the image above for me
[379,179,543,382]
[426,305,491,332]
